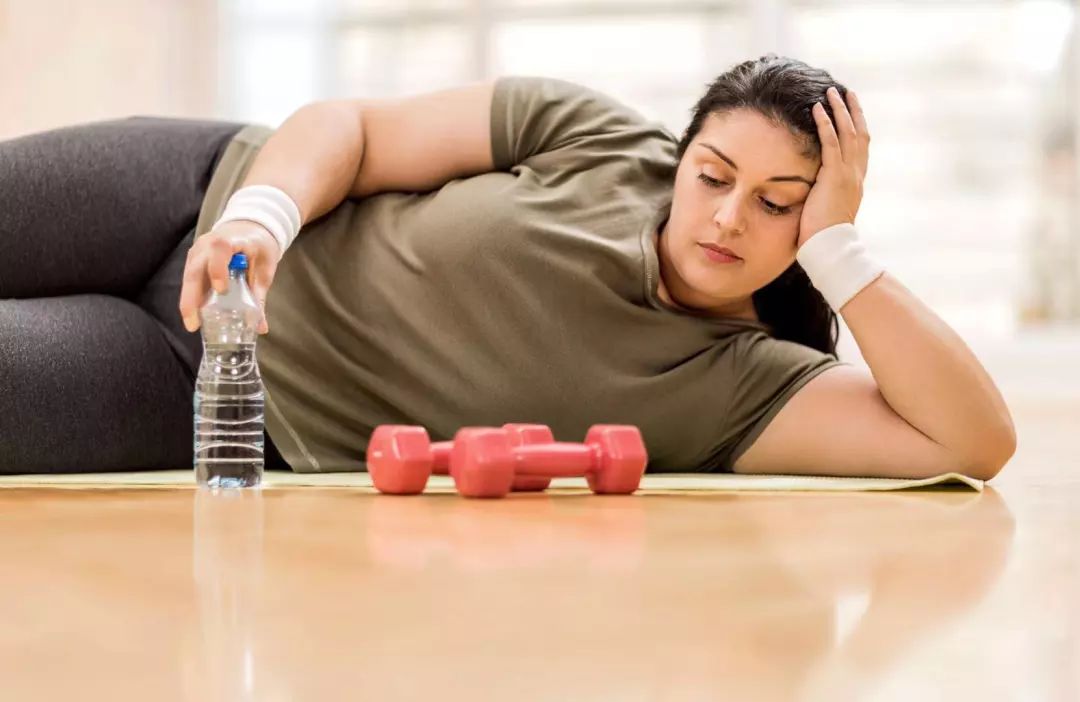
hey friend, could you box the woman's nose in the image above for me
[712,195,746,234]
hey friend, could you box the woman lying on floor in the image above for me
[0,54,1015,479]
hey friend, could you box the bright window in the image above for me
[220,0,1075,341]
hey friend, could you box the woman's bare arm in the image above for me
[179,80,496,332]
[243,80,497,221]
[733,276,1016,481]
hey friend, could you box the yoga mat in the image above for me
[0,470,982,492]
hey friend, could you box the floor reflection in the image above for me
[183,487,1013,700]
[188,487,264,701]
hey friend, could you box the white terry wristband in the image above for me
[214,185,302,261]
[795,223,886,312]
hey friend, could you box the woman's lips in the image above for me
[698,243,743,264]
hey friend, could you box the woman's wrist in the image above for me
[214,185,302,260]
[795,222,886,312]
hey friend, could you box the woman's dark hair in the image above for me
[675,54,846,356]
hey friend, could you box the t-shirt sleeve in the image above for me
[490,75,669,171]
[711,332,848,472]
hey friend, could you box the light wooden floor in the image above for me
[0,335,1077,700]
[0,440,1075,701]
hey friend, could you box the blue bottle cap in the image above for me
[228,252,249,271]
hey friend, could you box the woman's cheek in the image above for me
[756,222,800,275]
[766,217,801,252]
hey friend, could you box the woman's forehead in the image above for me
[694,109,818,175]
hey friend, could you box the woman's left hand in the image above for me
[797,86,870,249]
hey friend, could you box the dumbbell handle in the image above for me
[511,442,599,478]
[434,435,575,478]
[431,441,452,475]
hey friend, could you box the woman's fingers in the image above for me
[177,221,282,335]
[847,89,870,138]
[825,86,858,161]
[249,276,268,334]
[847,89,871,172]
[179,250,208,332]
[250,255,277,335]
[251,249,277,294]
[205,237,237,294]
[812,102,841,168]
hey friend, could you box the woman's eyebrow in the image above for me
[696,142,813,186]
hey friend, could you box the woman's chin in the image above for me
[682,283,740,309]
[686,264,740,294]
[681,272,753,310]
[668,257,746,308]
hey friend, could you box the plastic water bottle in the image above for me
[193,252,265,488]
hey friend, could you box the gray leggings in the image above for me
[0,117,289,473]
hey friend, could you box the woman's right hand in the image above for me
[179,220,281,335]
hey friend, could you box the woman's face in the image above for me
[659,108,820,316]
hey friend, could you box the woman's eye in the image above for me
[761,199,792,216]
[697,173,793,216]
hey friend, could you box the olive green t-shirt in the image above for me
[195,76,845,474]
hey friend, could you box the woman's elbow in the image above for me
[961,423,1018,482]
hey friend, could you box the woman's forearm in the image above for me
[839,272,1017,476]
[241,100,366,224]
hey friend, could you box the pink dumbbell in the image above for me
[367,423,555,495]
[449,425,647,499]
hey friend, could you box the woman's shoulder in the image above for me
[491,75,679,173]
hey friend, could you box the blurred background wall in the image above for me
[3,0,1079,434]
[0,0,219,135]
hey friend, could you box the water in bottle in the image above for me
[194,252,265,488]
